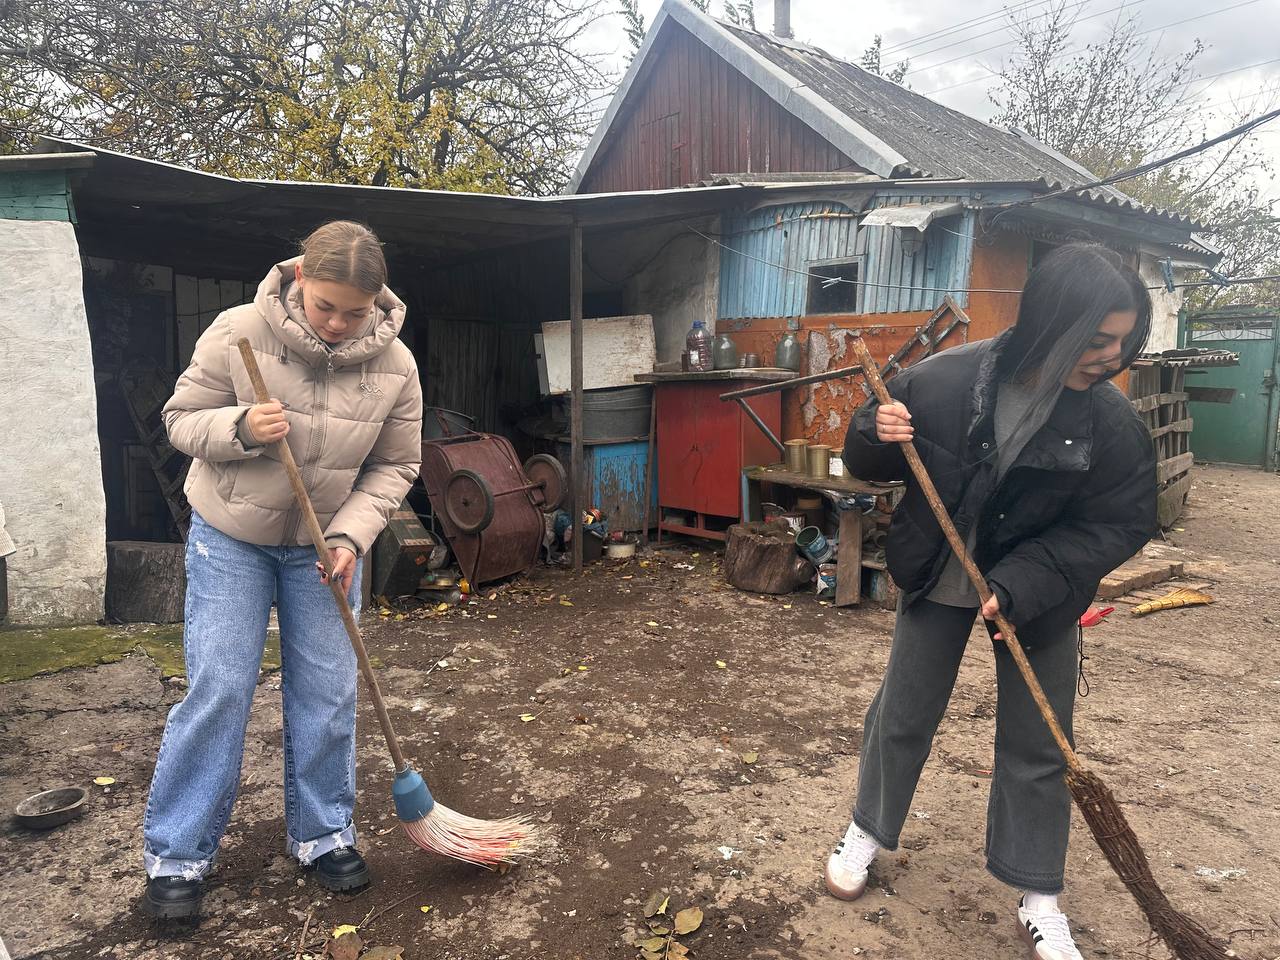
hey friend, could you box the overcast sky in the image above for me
[582,0,1280,202]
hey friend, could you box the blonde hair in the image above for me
[299,221,387,294]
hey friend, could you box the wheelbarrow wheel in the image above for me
[524,454,568,513]
[443,469,494,534]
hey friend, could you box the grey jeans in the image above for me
[853,598,1079,894]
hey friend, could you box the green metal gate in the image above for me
[1184,307,1279,469]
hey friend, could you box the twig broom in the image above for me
[238,339,539,868]
[850,337,1235,960]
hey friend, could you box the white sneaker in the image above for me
[824,820,878,901]
[1017,897,1084,960]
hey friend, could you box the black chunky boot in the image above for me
[142,875,203,919]
[312,848,371,892]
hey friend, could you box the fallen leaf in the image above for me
[642,890,668,918]
[361,947,406,960]
[668,943,691,958]
[326,930,362,960]
[559,599,575,607]
[640,560,650,567]
[520,713,538,723]
[782,604,793,610]
[577,665,588,672]
[394,613,406,621]
[641,951,663,960]
[646,621,660,627]
[741,752,759,765]
[488,592,497,600]
[647,924,671,935]
[435,603,449,612]
[331,925,359,939]
[420,905,433,913]
[93,776,115,786]
[715,660,727,669]
[674,906,703,935]
[639,936,667,952]
[692,553,700,558]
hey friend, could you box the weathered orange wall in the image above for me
[967,230,1030,342]
[715,311,954,451]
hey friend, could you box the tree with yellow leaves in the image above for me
[1,0,608,194]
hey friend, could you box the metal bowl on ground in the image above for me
[15,786,87,830]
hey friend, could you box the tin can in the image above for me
[806,444,831,479]
[784,438,808,472]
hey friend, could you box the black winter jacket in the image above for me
[844,332,1157,634]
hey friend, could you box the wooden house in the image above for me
[573,0,1218,451]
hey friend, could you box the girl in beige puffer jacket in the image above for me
[141,221,423,919]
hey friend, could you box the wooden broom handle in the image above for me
[237,339,408,772]
[851,338,1082,772]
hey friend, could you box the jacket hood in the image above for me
[254,257,407,368]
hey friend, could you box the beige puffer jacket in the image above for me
[163,258,423,556]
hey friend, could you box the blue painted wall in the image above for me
[717,193,974,319]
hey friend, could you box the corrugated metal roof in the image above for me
[719,23,1195,226]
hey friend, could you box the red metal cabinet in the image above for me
[652,376,782,540]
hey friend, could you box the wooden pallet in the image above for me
[1128,363,1193,528]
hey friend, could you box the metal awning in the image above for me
[860,201,964,231]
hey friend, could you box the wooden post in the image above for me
[570,224,584,574]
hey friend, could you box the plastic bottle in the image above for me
[686,319,713,372]
[712,333,739,370]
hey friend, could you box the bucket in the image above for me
[806,444,832,479]
[796,525,834,565]
[784,439,808,472]
[557,385,652,441]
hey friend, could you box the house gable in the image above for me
[572,2,907,193]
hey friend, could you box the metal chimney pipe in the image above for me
[774,0,792,38]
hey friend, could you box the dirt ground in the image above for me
[2,463,1278,960]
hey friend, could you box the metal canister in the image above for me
[806,443,832,479]
[784,438,808,472]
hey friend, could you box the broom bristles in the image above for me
[401,802,544,869]
[1067,768,1238,960]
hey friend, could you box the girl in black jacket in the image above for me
[828,243,1157,960]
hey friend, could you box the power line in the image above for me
[988,106,1280,212]
[883,0,1103,74]
[881,0,1051,56]
[917,0,1266,94]
[893,0,1155,76]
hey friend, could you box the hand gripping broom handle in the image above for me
[237,339,409,773]
[851,338,1083,773]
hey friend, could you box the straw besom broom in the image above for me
[850,337,1237,960]
[237,339,538,867]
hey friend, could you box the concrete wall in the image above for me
[1138,250,1188,354]
[617,219,719,365]
[0,219,108,624]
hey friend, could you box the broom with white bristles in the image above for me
[237,339,539,867]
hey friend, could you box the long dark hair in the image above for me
[997,242,1151,451]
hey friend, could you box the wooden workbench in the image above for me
[741,464,902,607]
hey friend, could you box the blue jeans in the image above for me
[143,511,363,880]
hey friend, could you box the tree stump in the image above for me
[106,541,186,623]
[724,520,811,595]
